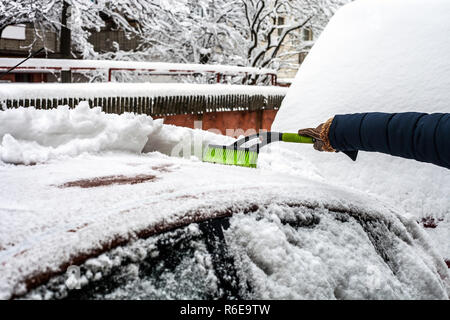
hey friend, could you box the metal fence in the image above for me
[1,93,285,117]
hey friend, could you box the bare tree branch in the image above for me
[261,16,312,68]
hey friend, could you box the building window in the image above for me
[303,28,313,41]
[193,6,204,17]
[1,24,26,40]
[299,52,308,65]
[276,17,285,36]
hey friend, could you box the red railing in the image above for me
[107,67,277,85]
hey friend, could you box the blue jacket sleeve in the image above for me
[328,112,450,169]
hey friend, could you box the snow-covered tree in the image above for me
[84,0,350,74]
[83,0,246,66]
[83,0,349,70]
[241,0,349,73]
[0,0,350,81]
[0,1,56,34]
[0,0,63,54]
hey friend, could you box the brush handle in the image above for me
[281,133,314,144]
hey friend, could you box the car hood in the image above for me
[0,152,448,299]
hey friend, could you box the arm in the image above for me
[300,112,450,169]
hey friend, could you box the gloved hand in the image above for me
[298,117,336,152]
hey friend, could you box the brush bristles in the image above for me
[202,147,258,168]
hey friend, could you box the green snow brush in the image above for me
[202,132,314,168]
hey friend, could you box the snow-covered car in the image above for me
[0,122,448,299]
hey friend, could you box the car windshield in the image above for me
[23,201,448,300]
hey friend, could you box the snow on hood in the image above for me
[271,0,450,227]
[0,154,448,299]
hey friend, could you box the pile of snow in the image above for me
[0,102,233,165]
[0,103,158,165]
[271,0,450,233]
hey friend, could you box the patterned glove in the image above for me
[298,117,335,152]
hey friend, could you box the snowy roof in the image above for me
[0,58,276,75]
[0,83,288,100]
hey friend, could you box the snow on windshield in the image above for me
[226,203,448,299]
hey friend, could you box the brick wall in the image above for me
[156,109,279,135]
